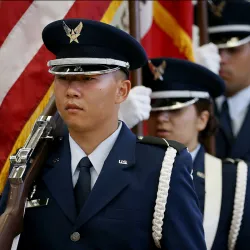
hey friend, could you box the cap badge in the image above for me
[63,21,83,44]
[148,60,166,81]
[227,37,239,47]
[208,0,226,17]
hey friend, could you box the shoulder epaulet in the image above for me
[222,158,237,164]
[223,157,250,166]
[137,136,186,153]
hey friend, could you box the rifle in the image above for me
[0,96,63,250]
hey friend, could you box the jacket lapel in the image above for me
[230,105,250,159]
[75,123,136,228]
[43,135,77,223]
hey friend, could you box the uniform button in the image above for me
[70,232,80,242]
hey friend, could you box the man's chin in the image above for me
[65,120,88,132]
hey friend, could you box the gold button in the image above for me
[70,232,80,242]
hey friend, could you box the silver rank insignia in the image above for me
[63,21,83,44]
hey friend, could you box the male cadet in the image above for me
[0,19,206,250]
[195,0,250,161]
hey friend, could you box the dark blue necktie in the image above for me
[74,157,93,214]
[220,100,234,143]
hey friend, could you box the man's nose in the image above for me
[66,81,81,98]
[156,111,170,122]
[219,49,230,64]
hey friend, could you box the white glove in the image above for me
[119,86,152,128]
[194,43,221,74]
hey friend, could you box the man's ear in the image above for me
[115,79,131,104]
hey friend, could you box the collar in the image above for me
[69,121,123,176]
[216,85,250,119]
[190,144,201,162]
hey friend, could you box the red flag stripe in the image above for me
[141,21,188,59]
[0,0,112,167]
[0,1,32,46]
[65,0,112,20]
[0,1,76,106]
[0,46,54,166]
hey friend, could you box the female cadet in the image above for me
[144,58,250,250]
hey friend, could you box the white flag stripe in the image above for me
[0,1,75,106]
[139,1,153,39]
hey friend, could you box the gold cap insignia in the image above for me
[226,37,239,47]
[63,21,83,44]
[208,0,226,18]
[148,60,166,81]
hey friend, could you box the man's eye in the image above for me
[56,75,67,80]
[84,76,94,81]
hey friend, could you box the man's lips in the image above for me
[65,103,83,110]
[156,129,171,136]
[219,69,229,78]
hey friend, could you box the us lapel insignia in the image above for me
[119,160,128,165]
[63,21,83,43]
[148,60,166,81]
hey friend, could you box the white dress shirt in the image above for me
[216,85,250,137]
[69,122,122,188]
[190,144,201,162]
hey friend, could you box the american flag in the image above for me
[0,0,119,190]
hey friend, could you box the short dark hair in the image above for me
[114,68,129,81]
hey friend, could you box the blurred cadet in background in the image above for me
[195,0,250,161]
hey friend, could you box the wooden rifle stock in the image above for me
[0,95,63,250]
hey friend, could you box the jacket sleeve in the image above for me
[161,148,207,250]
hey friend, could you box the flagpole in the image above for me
[197,0,209,45]
[128,0,144,136]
